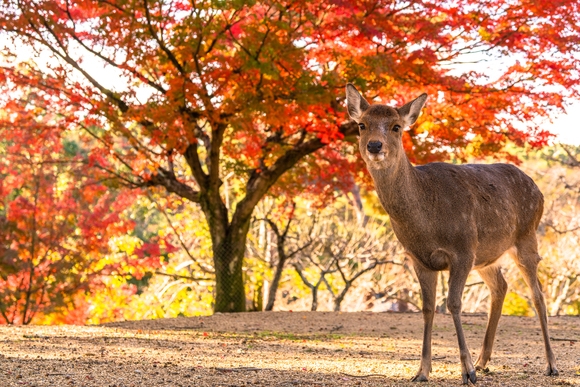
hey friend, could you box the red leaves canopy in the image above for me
[0,93,170,324]
[1,0,577,192]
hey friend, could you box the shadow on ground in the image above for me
[0,312,578,386]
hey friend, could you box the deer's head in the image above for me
[346,84,427,169]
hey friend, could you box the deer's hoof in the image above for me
[475,365,489,373]
[461,370,477,385]
[545,365,559,376]
[469,370,477,383]
[411,373,428,382]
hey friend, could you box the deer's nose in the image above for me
[367,141,383,154]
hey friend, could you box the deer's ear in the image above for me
[398,93,428,127]
[345,83,370,122]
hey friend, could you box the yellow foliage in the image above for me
[478,27,492,41]
[502,292,533,317]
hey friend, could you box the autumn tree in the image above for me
[1,0,579,312]
[281,199,398,311]
[253,201,314,311]
[0,96,167,324]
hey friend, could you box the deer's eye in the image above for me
[358,123,366,131]
[392,124,401,132]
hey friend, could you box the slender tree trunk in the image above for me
[265,256,286,311]
[311,287,319,311]
[199,181,250,313]
[251,281,263,311]
[437,271,447,314]
[333,284,351,312]
[550,277,571,316]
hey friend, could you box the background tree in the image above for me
[324,218,397,312]
[293,258,336,312]
[0,97,167,324]
[2,0,579,312]
[265,196,401,311]
[526,148,580,316]
[257,201,315,311]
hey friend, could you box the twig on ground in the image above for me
[340,372,387,378]
[400,356,446,361]
[550,337,577,342]
[329,324,343,333]
[212,366,263,372]
[46,373,76,376]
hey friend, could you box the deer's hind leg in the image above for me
[513,237,559,376]
[475,265,507,372]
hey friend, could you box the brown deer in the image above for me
[345,84,558,384]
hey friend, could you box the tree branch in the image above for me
[147,194,214,274]
[145,169,201,203]
[62,1,167,94]
[28,15,130,113]
[154,271,213,282]
[232,121,358,226]
[545,223,580,234]
[143,0,186,75]
[184,143,209,189]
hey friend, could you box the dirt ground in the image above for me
[0,312,579,387]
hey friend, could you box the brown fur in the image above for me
[345,84,558,384]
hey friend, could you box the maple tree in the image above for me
[0,92,170,324]
[1,0,579,313]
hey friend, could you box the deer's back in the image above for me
[399,162,543,268]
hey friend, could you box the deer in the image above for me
[345,83,559,385]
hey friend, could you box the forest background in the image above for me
[0,0,579,324]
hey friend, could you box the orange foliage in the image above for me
[1,0,578,313]
[0,95,170,325]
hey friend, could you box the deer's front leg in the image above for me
[448,263,477,385]
[411,267,438,382]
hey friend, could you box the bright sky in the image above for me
[545,104,580,145]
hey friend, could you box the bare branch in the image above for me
[545,223,580,234]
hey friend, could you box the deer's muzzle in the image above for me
[367,141,383,154]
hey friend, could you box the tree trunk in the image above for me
[213,236,247,313]
[311,287,319,311]
[211,214,252,313]
[199,182,250,313]
[251,280,263,311]
[265,256,286,311]
[437,271,447,314]
[333,285,351,312]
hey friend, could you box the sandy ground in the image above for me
[0,312,579,387]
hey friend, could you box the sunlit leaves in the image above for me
[1,0,579,314]
[0,94,172,324]
[3,0,577,191]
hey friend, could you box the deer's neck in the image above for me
[369,156,424,223]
